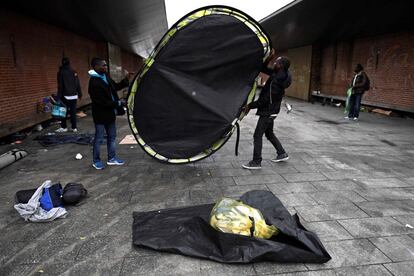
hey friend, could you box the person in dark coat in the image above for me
[56,57,82,132]
[88,57,129,170]
[243,51,292,170]
[345,64,369,121]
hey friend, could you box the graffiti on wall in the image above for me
[405,74,414,91]
[383,44,410,67]
[340,69,347,81]
[367,44,411,69]
[366,43,414,91]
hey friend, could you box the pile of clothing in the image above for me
[14,180,87,222]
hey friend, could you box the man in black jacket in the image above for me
[56,57,82,132]
[243,52,292,170]
[345,64,369,121]
[88,57,129,170]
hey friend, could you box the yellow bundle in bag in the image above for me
[210,198,279,239]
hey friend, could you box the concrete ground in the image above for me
[1,98,414,276]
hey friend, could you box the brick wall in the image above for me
[319,31,414,112]
[310,44,322,93]
[121,50,143,77]
[0,10,143,137]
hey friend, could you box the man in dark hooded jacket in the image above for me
[88,57,129,170]
[56,57,82,132]
[345,63,369,121]
[243,52,292,170]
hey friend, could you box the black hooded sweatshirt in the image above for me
[88,74,129,124]
[57,65,82,99]
[249,65,292,116]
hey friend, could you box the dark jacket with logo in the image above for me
[249,65,292,116]
[88,74,129,124]
[351,71,368,94]
[57,65,82,99]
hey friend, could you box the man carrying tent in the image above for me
[242,50,292,170]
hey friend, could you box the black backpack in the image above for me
[62,183,88,205]
[364,75,370,91]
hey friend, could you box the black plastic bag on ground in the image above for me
[132,190,331,263]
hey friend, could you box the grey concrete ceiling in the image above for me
[260,0,414,51]
[5,0,169,57]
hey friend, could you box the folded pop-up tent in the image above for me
[127,6,271,164]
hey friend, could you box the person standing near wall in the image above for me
[345,64,369,121]
[56,57,82,132]
[88,57,129,170]
[242,50,292,170]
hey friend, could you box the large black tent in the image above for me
[127,6,271,164]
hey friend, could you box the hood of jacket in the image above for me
[88,70,101,78]
[274,71,292,89]
[88,70,108,84]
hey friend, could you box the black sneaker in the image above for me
[242,160,262,170]
[271,153,289,163]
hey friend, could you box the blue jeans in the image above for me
[348,93,362,118]
[93,122,116,163]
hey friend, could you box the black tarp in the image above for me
[128,6,270,162]
[132,190,331,263]
[34,134,94,146]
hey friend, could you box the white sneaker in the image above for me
[71,128,78,132]
[353,117,358,121]
[55,128,68,133]
[344,116,350,120]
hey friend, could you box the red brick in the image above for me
[318,31,414,111]
[0,10,143,137]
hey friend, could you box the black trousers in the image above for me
[61,98,77,129]
[253,116,285,163]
